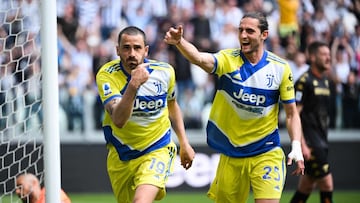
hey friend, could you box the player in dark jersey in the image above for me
[290,41,334,203]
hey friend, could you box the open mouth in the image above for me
[241,42,250,47]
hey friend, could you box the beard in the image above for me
[315,60,330,72]
[241,42,260,55]
[128,62,138,69]
[125,57,140,70]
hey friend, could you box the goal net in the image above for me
[0,0,44,202]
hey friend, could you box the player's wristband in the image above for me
[288,140,304,162]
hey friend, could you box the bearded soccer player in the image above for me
[96,26,195,203]
[290,41,334,203]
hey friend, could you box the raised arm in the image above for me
[164,25,215,73]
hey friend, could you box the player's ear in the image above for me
[116,45,120,56]
[144,45,149,57]
[261,30,269,40]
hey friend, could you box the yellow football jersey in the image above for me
[207,49,295,157]
[96,58,176,161]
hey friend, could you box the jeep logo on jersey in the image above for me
[133,97,165,111]
[233,88,266,106]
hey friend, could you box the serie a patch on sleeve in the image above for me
[103,82,112,96]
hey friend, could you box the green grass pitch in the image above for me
[2,190,359,202]
[65,190,360,203]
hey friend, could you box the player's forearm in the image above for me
[176,37,214,73]
[168,100,190,146]
[286,113,302,142]
[283,103,302,142]
[111,83,138,128]
[172,117,190,147]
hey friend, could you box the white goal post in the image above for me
[0,0,61,203]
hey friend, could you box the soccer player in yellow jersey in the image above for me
[164,12,304,203]
[96,26,195,203]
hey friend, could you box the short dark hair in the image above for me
[117,26,146,45]
[307,41,328,56]
[242,12,269,33]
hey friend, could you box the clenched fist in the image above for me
[130,63,150,89]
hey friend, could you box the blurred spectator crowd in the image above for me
[1,0,360,135]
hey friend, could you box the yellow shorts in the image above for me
[207,147,286,203]
[107,141,177,203]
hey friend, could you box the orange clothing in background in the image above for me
[36,188,71,203]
